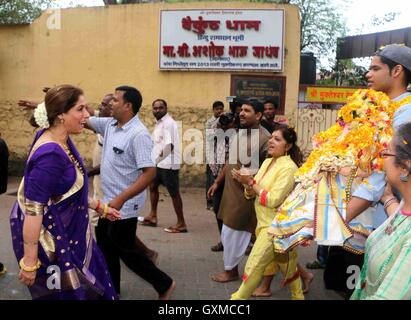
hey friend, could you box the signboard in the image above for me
[159,9,285,71]
[231,75,286,115]
[306,86,358,103]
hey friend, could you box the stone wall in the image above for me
[1,100,294,186]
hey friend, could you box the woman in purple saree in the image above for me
[10,85,120,300]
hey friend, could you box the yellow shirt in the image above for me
[247,155,298,230]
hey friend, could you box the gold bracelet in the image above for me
[102,204,108,219]
[19,257,41,272]
[245,188,254,197]
[243,183,252,190]
[94,199,101,211]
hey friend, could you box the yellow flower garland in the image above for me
[295,89,398,188]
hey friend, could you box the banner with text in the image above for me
[159,9,285,71]
[306,87,358,103]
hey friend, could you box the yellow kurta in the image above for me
[252,156,298,230]
[232,156,304,300]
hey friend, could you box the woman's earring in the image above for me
[400,173,409,182]
[60,118,65,124]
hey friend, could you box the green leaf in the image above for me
[0,0,55,24]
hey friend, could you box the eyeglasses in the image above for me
[379,149,396,158]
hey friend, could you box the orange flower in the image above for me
[296,89,399,188]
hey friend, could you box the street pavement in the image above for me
[0,177,343,300]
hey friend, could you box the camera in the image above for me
[218,112,235,127]
[226,96,243,114]
[225,96,245,129]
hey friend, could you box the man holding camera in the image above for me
[205,101,225,210]
[207,112,236,252]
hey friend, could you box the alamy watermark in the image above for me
[152,124,263,169]
[46,265,61,290]
[346,265,362,290]
[46,9,61,30]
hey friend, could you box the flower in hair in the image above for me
[33,102,50,129]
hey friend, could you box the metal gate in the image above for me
[295,107,339,158]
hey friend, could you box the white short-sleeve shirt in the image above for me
[89,115,154,219]
[152,113,181,170]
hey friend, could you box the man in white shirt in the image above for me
[206,101,225,131]
[140,99,188,233]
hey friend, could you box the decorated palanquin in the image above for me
[268,89,400,254]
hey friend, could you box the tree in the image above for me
[317,60,368,86]
[0,0,55,24]
[250,0,346,64]
[293,0,346,55]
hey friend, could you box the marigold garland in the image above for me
[295,89,398,188]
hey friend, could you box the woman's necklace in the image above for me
[61,144,84,176]
[45,130,84,176]
[384,210,409,235]
[364,252,391,288]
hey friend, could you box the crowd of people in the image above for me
[1,44,411,300]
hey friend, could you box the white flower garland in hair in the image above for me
[33,102,50,129]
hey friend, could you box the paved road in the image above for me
[0,177,343,300]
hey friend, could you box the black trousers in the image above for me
[212,179,224,233]
[95,217,173,295]
[323,246,364,299]
[316,245,330,266]
[206,165,213,206]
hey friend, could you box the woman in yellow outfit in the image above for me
[231,125,305,300]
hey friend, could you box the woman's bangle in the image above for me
[95,199,101,212]
[243,183,252,190]
[245,186,254,194]
[19,257,41,272]
[102,204,109,219]
[383,196,397,206]
[383,197,398,211]
[381,195,395,204]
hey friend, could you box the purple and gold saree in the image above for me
[10,129,117,300]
